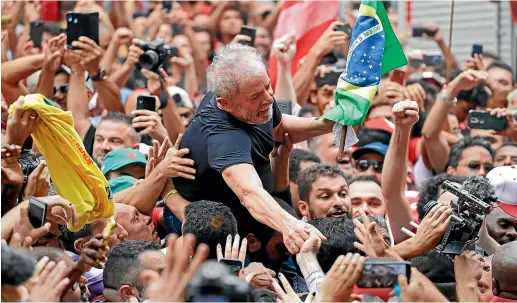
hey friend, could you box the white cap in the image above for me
[486,166,517,218]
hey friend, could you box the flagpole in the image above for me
[446,0,455,84]
[338,126,347,162]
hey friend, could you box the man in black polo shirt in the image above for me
[174,42,335,254]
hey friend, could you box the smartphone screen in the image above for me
[471,44,483,57]
[219,258,243,274]
[135,95,157,132]
[357,260,411,288]
[30,21,44,48]
[423,54,443,67]
[239,25,256,47]
[87,12,100,46]
[28,197,48,228]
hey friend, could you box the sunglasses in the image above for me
[355,159,383,173]
[53,85,68,95]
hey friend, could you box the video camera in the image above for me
[186,261,250,302]
[422,180,493,255]
[138,40,177,73]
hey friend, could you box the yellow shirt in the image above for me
[9,94,114,231]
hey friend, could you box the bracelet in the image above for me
[163,188,178,202]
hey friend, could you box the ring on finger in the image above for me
[5,152,10,157]
[30,116,36,120]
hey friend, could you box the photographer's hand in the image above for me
[488,108,517,142]
[11,206,51,247]
[71,36,104,77]
[141,68,167,97]
[132,109,168,142]
[398,268,448,302]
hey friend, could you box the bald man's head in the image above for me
[492,241,517,298]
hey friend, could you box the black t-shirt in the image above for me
[174,92,282,230]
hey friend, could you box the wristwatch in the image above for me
[440,88,457,106]
[90,69,106,82]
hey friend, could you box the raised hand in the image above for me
[240,262,276,290]
[454,250,483,286]
[217,234,247,265]
[11,206,51,247]
[353,211,390,258]
[403,83,426,110]
[126,41,144,67]
[23,161,51,199]
[488,107,517,142]
[448,69,489,94]
[141,234,209,302]
[314,21,349,57]
[28,260,71,302]
[132,109,168,142]
[6,96,40,146]
[141,67,168,97]
[41,34,66,73]
[272,272,313,303]
[72,36,104,76]
[317,253,365,302]
[409,204,451,255]
[421,23,443,43]
[1,144,23,188]
[273,32,296,67]
[392,99,420,128]
[155,139,196,180]
[112,27,133,46]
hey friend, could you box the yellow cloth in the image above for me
[9,94,114,231]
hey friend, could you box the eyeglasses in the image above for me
[355,159,383,173]
[459,162,494,173]
[53,84,68,95]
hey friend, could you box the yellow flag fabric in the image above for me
[9,94,114,231]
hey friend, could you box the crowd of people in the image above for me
[1,0,517,302]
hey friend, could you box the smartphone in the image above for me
[468,110,507,131]
[471,44,483,57]
[66,12,99,49]
[412,26,437,38]
[334,23,352,36]
[135,95,157,132]
[357,259,411,288]
[390,70,406,85]
[277,100,293,115]
[30,21,45,48]
[28,197,48,228]
[315,71,342,88]
[239,25,256,47]
[219,258,243,274]
[423,53,443,67]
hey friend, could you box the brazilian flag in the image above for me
[322,0,407,128]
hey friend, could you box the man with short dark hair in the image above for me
[102,240,162,302]
[288,149,321,215]
[90,112,141,165]
[491,241,517,302]
[1,245,36,302]
[446,136,494,177]
[297,164,351,221]
[309,217,363,273]
[348,175,386,217]
[182,200,239,260]
[494,142,517,167]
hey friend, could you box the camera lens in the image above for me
[139,50,160,71]
[422,200,438,218]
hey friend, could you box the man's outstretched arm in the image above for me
[274,114,334,144]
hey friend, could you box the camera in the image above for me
[422,181,493,255]
[457,83,491,108]
[138,40,177,73]
[18,149,44,202]
[186,261,250,302]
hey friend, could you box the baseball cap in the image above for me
[108,176,138,194]
[487,166,517,218]
[352,142,389,160]
[101,148,147,176]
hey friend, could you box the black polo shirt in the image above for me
[174,92,282,230]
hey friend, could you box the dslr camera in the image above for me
[18,149,44,202]
[422,181,493,255]
[138,40,177,73]
[186,261,250,302]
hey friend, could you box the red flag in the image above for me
[268,1,339,88]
